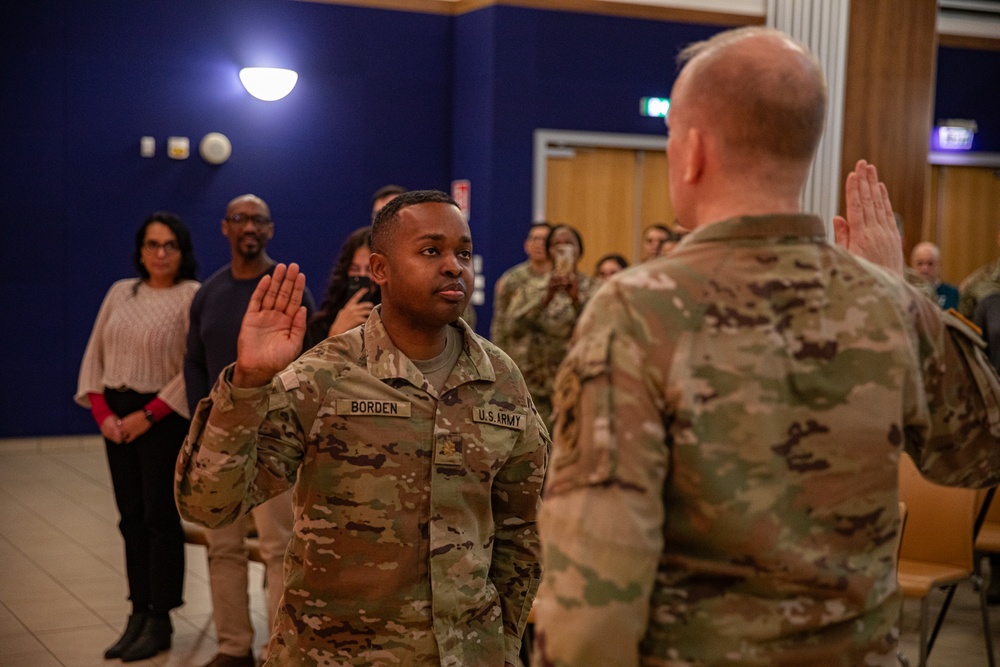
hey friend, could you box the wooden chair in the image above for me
[897,501,910,667]
[975,488,1000,565]
[896,453,995,667]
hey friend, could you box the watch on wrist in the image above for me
[143,409,157,424]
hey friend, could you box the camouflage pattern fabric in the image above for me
[490,262,544,349]
[903,267,937,303]
[176,308,549,667]
[959,257,1000,319]
[490,263,596,423]
[532,214,1000,667]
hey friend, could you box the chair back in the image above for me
[898,452,976,571]
[975,486,1000,553]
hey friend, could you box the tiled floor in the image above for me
[1,435,998,666]
[0,436,270,667]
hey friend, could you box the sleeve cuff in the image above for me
[207,363,273,415]
[144,397,173,422]
[89,392,114,424]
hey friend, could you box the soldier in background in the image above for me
[492,224,596,423]
[491,222,552,347]
[533,27,1000,667]
[959,230,1000,318]
[177,190,548,667]
[370,184,406,219]
[639,224,671,262]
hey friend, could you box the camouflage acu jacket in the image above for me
[176,309,549,666]
[959,257,1000,319]
[533,214,1000,667]
[490,263,595,423]
[491,262,538,346]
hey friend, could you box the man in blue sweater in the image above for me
[184,194,315,667]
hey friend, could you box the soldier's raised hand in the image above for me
[233,263,307,388]
[833,159,904,277]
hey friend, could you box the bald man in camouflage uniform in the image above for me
[532,27,1000,667]
[177,191,548,667]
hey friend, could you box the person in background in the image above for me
[594,253,628,282]
[176,190,548,666]
[371,184,406,219]
[973,286,1000,605]
[910,241,959,310]
[307,226,376,344]
[184,194,315,667]
[532,26,1000,667]
[640,224,671,262]
[491,223,553,348]
[493,223,595,423]
[76,211,199,662]
[656,226,688,257]
[959,229,1000,319]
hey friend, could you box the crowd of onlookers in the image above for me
[75,180,1000,666]
[74,25,1000,667]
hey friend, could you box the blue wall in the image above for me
[2,0,454,437]
[935,46,1000,153]
[2,2,998,438]
[453,6,721,329]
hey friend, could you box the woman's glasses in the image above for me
[142,240,180,254]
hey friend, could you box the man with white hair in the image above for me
[910,240,959,309]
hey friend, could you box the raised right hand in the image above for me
[833,159,903,276]
[233,263,308,388]
[328,288,374,337]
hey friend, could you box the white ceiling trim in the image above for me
[938,11,1000,38]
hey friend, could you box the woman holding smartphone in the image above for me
[494,223,595,423]
[308,227,378,344]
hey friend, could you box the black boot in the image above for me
[104,611,149,659]
[120,614,172,662]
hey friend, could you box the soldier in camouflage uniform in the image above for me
[491,223,552,348]
[959,250,1000,319]
[532,27,1000,667]
[176,190,549,667]
[491,224,596,423]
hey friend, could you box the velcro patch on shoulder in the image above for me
[472,406,526,431]
[277,369,300,391]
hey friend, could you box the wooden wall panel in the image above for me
[639,151,676,233]
[546,147,637,271]
[932,166,1000,286]
[841,0,937,257]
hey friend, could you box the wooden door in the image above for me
[923,165,1000,285]
[545,146,674,273]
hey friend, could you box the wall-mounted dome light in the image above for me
[239,67,298,101]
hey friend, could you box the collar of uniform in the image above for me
[684,214,826,244]
[362,306,496,387]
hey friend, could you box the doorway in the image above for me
[533,130,674,273]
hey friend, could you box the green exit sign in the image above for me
[640,97,670,118]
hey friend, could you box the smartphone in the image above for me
[346,275,380,305]
[553,243,578,276]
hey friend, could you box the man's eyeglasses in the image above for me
[226,213,272,228]
[142,240,180,254]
